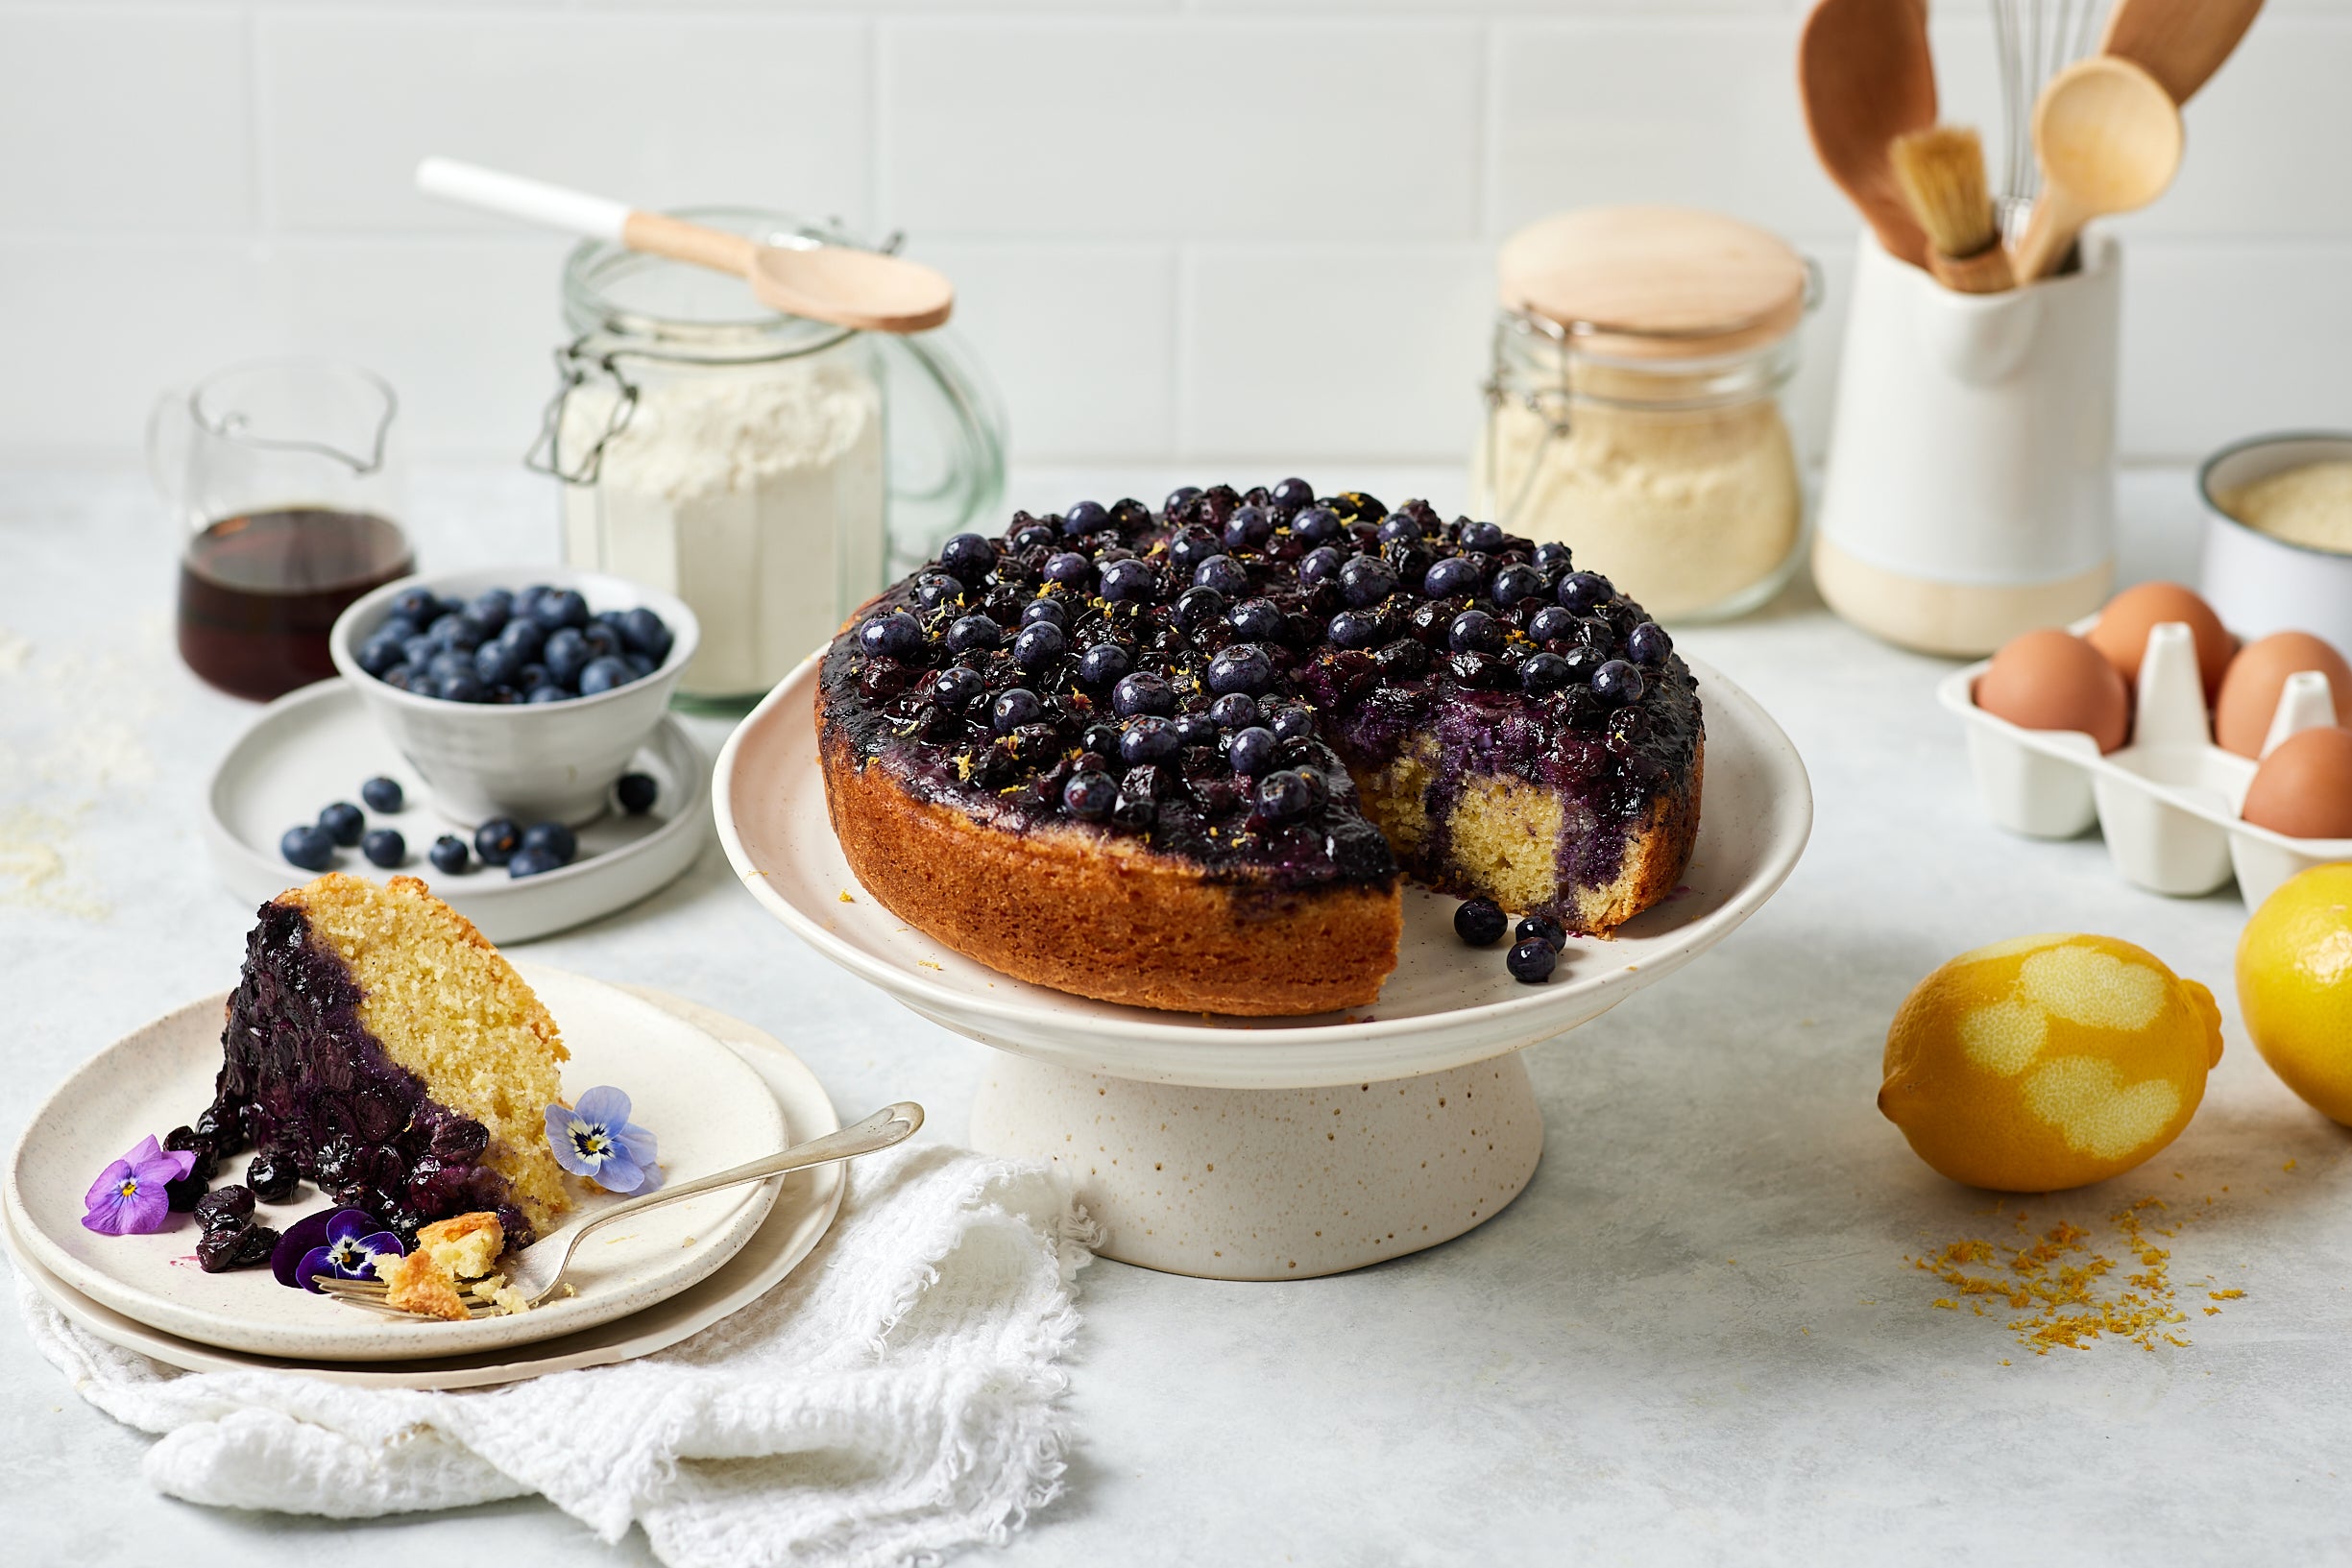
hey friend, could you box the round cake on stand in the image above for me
[716,655,1809,1280]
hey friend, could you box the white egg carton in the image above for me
[1939,617,2352,907]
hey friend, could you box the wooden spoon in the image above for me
[2012,57,2184,283]
[415,157,953,334]
[1798,0,1938,268]
[2100,0,2266,106]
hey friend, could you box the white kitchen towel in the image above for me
[15,1142,1098,1568]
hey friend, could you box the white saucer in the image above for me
[204,679,709,943]
[715,654,1813,1091]
[6,965,784,1362]
[4,983,844,1389]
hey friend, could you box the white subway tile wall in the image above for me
[1,0,2345,471]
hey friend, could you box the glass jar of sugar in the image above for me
[546,207,1005,710]
[1470,206,1815,623]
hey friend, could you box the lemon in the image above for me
[2238,864,2352,1124]
[1879,933,2222,1192]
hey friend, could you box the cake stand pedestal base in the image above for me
[969,1051,1544,1280]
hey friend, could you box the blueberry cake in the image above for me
[817,482,1703,1016]
[187,874,570,1245]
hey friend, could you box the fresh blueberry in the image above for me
[499,616,546,659]
[1193,554,1250,596]
[939,532,998,583]
[1297,546,1344,589]
[1226,597,1286,640]
[1079,642,1132,688]
[1163,486,1203,517]
[525,683,569,704]
[1521,652,1573,693]
[991,687,1044,734]
[945,614,1002,655]
[1223,505,1273,552]
[1174,586,1227,632]
[428,835,470,875]
[1254,768,1316,822]
[425,648,474,687]
[467,589,513,635]
[1377,513,1425,544]
[517,663,549,690]
[1020,597,1067,630]
[1113,672,1176,718]
[1559,571,1614,613]
[623,653,655,679]
[1506,938,1558,984]
[1327,609,1382,649]
[400,634,436,670]
[1226,726,1278,775]
[361,829,405,868]
[1461,519,1505,552]
[473,639,527,687]
[1491,564,1547,608]
[532,589,591,632]
[616,773,658,814]
[1174,712,1220,749]
[860,611,922,659]
[1120,715,1180,766]
[916,571,966,610]
[391,587,440,625]
[1062,500,1110,537]
[1271,477,1316,511]
[1422,556,1481,599]
[357,634,406,677]
[544,627,591,686]
[577,657,633,696]
[1290,506,1341,543]
[521,821,577,864]
[1527,605,1577,644]
[1011,621,1066,672]
[1268,705,1316,742]
[317,802,365,846]
[1098,558,1156,603]
[506,848,562,879]
[1063,771,1117,821]
[360,776,403,813]
[1209,693,1259,729]
[474,818,522,867]
[1207,644,1273,696]
[1454,897,1507,947]
[1448,610,1504,655]
[1515,913,1567,950]
[1533,542,1573,574]
[1339,555,1399,608]
[1626,620,1672,665]
[1591,659,1645,707]
[1042,551,1093,588]
[579,622,624,662]
[279,825,335,871]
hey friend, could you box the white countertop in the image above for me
[4,463,2342,1565]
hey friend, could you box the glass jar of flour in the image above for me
[1470,206,1814,623]
[546,207,1005,709]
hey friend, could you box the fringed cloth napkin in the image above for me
[16,1143,1097,1567]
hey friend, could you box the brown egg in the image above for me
[2086,582,2235,701]
[2242,727,2352,839]
[1973,628,2131,752]
[2214,632,2352,758]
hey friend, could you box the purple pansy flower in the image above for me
[546,1086,661,1194]
[294,1208,406,1293]
[82,1135,197,1236]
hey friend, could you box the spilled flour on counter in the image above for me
[0,622,165,921]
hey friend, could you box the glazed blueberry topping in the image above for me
[1164,486,1202,516]
[1011,521,1058,552]
[917,571,965,609]
[1175,712,1221,749]
[1043,551,1093,587]
[1064,771,1117,820]
[1491,564,1546,608]
[1174,586,1226,632]
[1020,598,1068,630]
[280,824,335,872]
[1224,505,1273,551]
[198,1219,280,1273]
[318,802,365,847]
[1209,693,1259,729]
[1454,897,1507,947]
[1626,620,1672,665]
[1515,913,1567,950]
[1520,652,1572,693]
[474,818,521,866]
[1012,621,1067,671]
[1207,644,1273,696]
[1063,499,1110,537]
[939,531,998,582]
[616,773,659,815]
[1378,512,1425,544]
[1507,938,1558,984]
[194,1184,256,1234]
[992,687,1045,734]
[1461,520,1506,552]
[1591,660,1645,707]
[521,821,577,863]
[1269,705,1317,742]
[1078,642,1132,688]
[1448,610,1504,655]
[945,614,1002,654]
[1327,609,1382,649]
[361,829,405,868]
[1533,542,1573,573]
[1272,476,1317,511]
[1297,546,1344,589]
[1098,558,1156,603]
[1423,556,1480,599]
[1527,605,1577,644]
[1194,554,1250,596]
[246,1149,300,1203]
[1227,726,1278,775]
[1227,597,1285,640]
[933,665,986,709]
[1340,555,1399,608]
[861,611,922,659]
[1559,571,1613,613]
[1255,769,1317,822]
[1120,716,1180,766]
[1291,506,1341,544]
[1114,671,1177,717]
[360,776,403,813]
[428,834,470,875]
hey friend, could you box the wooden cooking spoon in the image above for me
[2100,0,2266,106]
[415,157,953,334]
[1798,0,1938,268]
[2012,57,2184,283]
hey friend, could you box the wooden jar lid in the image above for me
[1497,206,1808,361]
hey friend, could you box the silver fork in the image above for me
[314,1101,923,1320]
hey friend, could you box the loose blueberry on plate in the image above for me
[361,829,405,868]
[246,1149,300,1203]
[474,818,522,866]
[198,1219,280,1273]
[1507,938,1558,984]
[360,776,403,813]
[1515,913,1567,950]
[521,820,577,865]
[428,834,470,875]
[507,847,562,879]
[194,1184,255,1235]
[317,801,365,847]
[1454,897,1507,947]
[280,824,335,871]
[615,773,658,815]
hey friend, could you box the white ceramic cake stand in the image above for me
[715,655,1810,1279]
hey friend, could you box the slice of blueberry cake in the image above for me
[817,481,1703,1016]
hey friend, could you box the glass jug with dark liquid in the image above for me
[150,361,413,701]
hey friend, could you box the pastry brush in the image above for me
[1889,126,2015,294]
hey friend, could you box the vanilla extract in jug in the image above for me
[176,507,412,701]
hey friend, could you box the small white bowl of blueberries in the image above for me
[328,566,698,836]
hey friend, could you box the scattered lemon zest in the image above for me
[837,889,855,904]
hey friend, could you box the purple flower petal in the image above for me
[572,1085,633,1128]
[85,1158,133,1214]
[297,1243,337,1293]
[626,1160,663,1195]
[141,1147,199,1185]
[352,1232,405,1278]
[614,1122,659,1169]
[117,1186,170,1235]
[123,1133,165,1169]
[545,1102,596,1176]
[325,1208,382,1247]
[592,1151,645,1194]
[273,1210,340,1288]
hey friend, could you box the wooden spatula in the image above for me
[2100,0,2266,106]
[1799,0,1938,268]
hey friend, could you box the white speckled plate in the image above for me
[204,679,710,944]
[2,985,842,1388]
[5,965,785,1362]
[715,653,1812,1090]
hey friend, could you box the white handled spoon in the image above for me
[416,157,954,334]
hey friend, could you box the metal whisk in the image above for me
[1990,0,2110,230]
